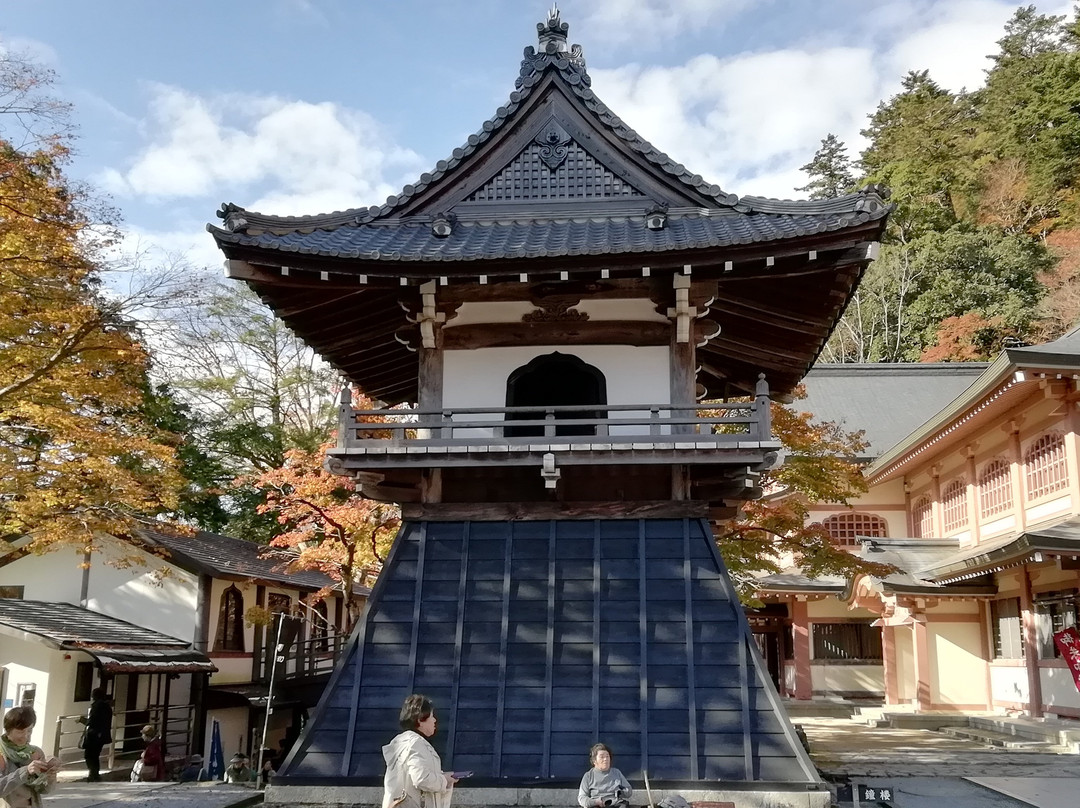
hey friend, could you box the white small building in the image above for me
[0,523,368,773]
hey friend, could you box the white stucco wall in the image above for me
[85,538,198,643]
[990,664,1029,705]
[443,345,671,413]
[928,622,988,705]
[810,664,884,695]
[1041,666,1080,712]
[0,640,56,748]
[0,544,85,602]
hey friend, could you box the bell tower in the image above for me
[210,9,889,807]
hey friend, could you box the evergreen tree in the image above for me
[796,134,855,199]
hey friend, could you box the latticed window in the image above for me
[822,513,888,546]
[941,479,968,532]
[1025,433,1068,500]
[979,458,1013,518]
[991,597,1024,659]
[912,496,933,538]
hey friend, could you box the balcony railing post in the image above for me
[336,384,352,449]
[754,373,772,440]
[545,410,556,438]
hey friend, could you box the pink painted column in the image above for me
[911,619,932,710]
[1019,566,1044,717]
[882,625,899,705]
[792,598,812,701]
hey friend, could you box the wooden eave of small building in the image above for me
[208,16,890,405]
[866,330,1080,484]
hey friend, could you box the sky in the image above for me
[3,0,1075,274]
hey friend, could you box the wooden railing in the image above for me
[54,704,195,770]
[335,377,772,452]
[255,632,348,684]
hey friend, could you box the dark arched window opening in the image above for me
[214,585,245,652]
[505,352,607,437]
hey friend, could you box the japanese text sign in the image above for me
[1053,626,1080,693]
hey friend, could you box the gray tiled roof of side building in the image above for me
[137,524,371,595]
[0,599,190,646]
[798,363,990,459]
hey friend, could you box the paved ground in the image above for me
[44,781,259,808]
[798,712,1080,806]
[39,709,1080,807]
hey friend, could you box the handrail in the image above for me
[336,398,770,449]
[54,704,196,772]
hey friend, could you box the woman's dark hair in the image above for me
[3,706,36,733]
[398,694,433,731]
[589,742,612,764]
[91,687,107,700]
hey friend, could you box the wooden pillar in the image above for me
[966,446,980,544]
[791,598,811,700]
[1019,566,1043,717]
[930,466,943,537]
[252,585,266,682]
[912,618,931,710]
[1065,392,1080,509]
[1008,420,1026,532]
[882,625,899,705]
[978,599,994,710]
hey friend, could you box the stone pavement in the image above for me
[38,708,1080,807]
[798,711,1080,807]
[43,781,260,808]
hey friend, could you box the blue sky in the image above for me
[3,0,1073,272]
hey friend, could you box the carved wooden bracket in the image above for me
[522,297,589,322]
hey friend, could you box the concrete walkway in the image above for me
[43,781,259,808]
[798,708,1080,806]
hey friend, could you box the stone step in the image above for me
[939,725,1061,750]
[968,715,1080,747]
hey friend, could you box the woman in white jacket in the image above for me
[382,694,458,808]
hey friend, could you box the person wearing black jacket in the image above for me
[78,689,112,782]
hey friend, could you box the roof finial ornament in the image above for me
[537,3,569,53]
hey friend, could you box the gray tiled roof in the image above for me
[799,363,989,458]
[0,599,188,647]
[209,14,889,256]
[1006,324,1080,365]
[217,207,886,263]
[137,525,369,594]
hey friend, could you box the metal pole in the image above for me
[257,615,287,787]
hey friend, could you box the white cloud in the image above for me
[583,0,1078,199]
[576,0,759,45]
[592,46,878,199]
[99,84,426,215]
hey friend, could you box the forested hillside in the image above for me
[802,6,1080,362]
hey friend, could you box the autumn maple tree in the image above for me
[715,390,894,599]
[0,55,181,557]
[254,434,400,629]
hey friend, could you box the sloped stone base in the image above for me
[265,785,831,808]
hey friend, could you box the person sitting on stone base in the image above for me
[577,743,632,808]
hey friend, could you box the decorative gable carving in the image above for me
[466,133,645,202]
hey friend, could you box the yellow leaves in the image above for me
[0,136,180,551]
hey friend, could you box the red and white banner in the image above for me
[1053,626,1080,693]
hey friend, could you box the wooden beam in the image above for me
[442,320,670,349]
[401,500,709,520]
